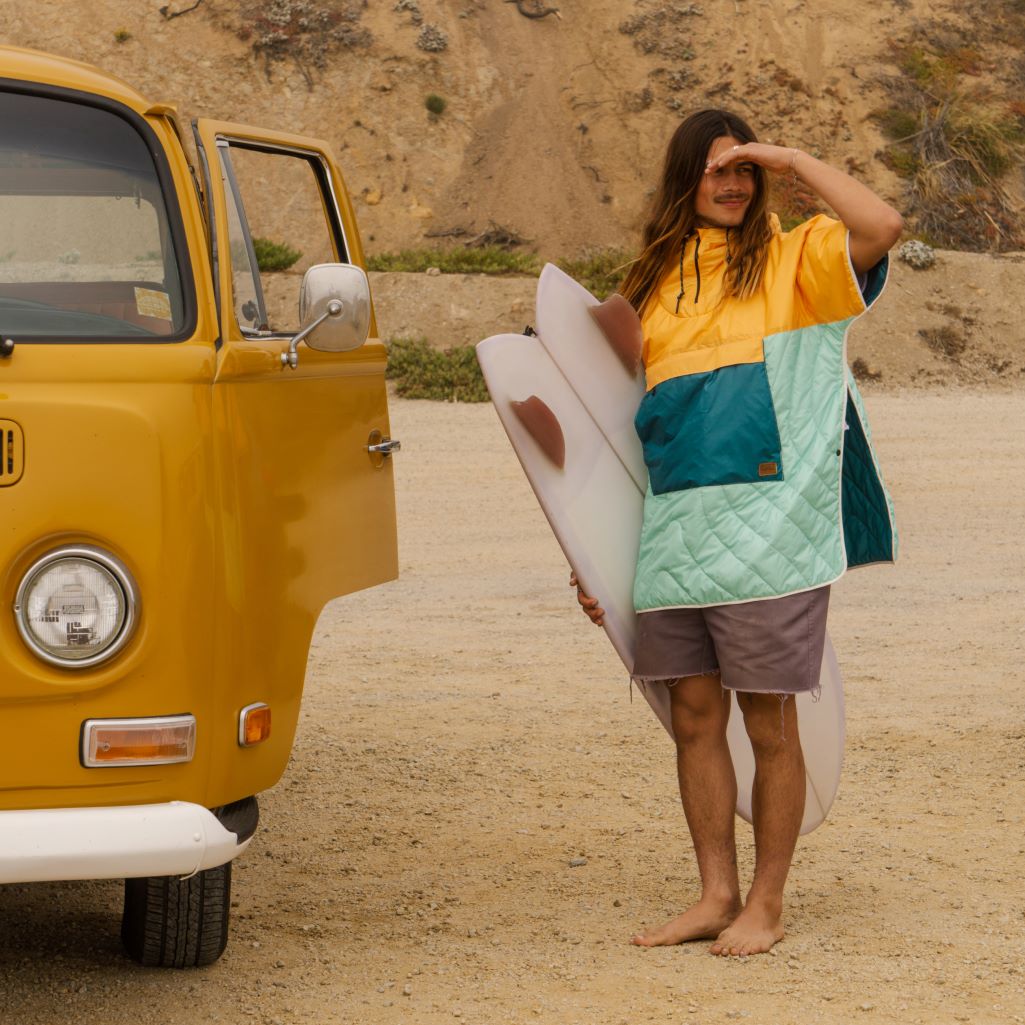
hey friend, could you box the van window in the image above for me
[0,91,188,340]
[216,142,344,336]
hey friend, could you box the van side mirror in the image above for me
[281,263,372,369]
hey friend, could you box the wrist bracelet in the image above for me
[789,148,800,184]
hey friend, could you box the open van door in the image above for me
[193,120,398,788]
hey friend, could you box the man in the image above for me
[573,109,901,956]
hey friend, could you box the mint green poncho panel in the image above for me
[633,314,897,611]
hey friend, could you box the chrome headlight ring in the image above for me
[13,545,139,669]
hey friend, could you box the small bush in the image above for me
[367,246,539,275]
[851,357,882,382]
[556,248,631,299]
[416,24,448,52]
[919,325,966,361]
[252,237,303,272]
[873,106,919,141]
[242,0,372,88]
[880,146,921,180]
[771,174,824,231]
[425,93,447,115]
[114,27,132,43]
[386,335,489,402]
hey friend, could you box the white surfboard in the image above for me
[477,264,845,834]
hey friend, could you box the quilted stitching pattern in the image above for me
[634,317,895,610]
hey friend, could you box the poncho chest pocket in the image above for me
[634,360,784,496]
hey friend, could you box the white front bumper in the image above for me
[0,801,251,884]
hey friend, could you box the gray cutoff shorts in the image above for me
[631,586,830,695]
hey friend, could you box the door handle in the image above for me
[366,429,401,468]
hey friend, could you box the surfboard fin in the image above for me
[587,294,643,376]
[510,395,565,470]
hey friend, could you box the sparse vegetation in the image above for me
[241,0,372,89]
[394,0,423,24]
[772,174,824,233]
[618,3,700,60]
[386,336,489,402]
[416,24,448,52]
[425,93,447,116]
[875,34,1025,250]
[851,357,882,382]
[113,27,132,43]
[367,246,633,296]
[252,237,302,272]
[367,246,540,275]
[556,249,631,299]
[919,325,967,361]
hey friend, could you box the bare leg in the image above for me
[710,692,805,956]
[632,674,742,946]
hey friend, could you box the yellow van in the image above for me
[0,46,398,966]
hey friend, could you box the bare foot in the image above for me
[709,902,784,957]
[631,896,741,947]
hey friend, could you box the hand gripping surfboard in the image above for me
[476,264,845,834]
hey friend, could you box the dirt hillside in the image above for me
[2,0,1023,257]
[369,245,1025,390]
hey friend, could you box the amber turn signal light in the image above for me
[239,703,271,747]
[82,715,196,767]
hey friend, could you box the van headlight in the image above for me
[13,546,138,668]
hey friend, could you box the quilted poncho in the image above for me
[632,213,896,610]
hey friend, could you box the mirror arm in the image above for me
[281,299,345,369]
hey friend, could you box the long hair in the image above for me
[620,109,774,315]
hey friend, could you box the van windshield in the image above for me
[0,91,188,340]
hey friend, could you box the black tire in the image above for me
[121,861,232,967]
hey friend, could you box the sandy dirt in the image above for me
[1,387,1023,1025]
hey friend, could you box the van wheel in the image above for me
[121,862,232,967]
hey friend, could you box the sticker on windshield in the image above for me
[134,287,172,321]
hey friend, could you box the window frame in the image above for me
[210,136,352,341]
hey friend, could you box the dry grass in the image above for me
[876,30,1025,250]
[919,324,967,361]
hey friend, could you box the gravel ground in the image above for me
[1,390,1023,1025]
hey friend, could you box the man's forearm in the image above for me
[791,150,903,272]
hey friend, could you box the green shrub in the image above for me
[425,93,447,115]
[873,106,919,141]
[881,146,921,179]
[556,248,631,299]
[386,336,490,402]
[252,237,303,272]
[113,27,132,43]
[367,246,539,275]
